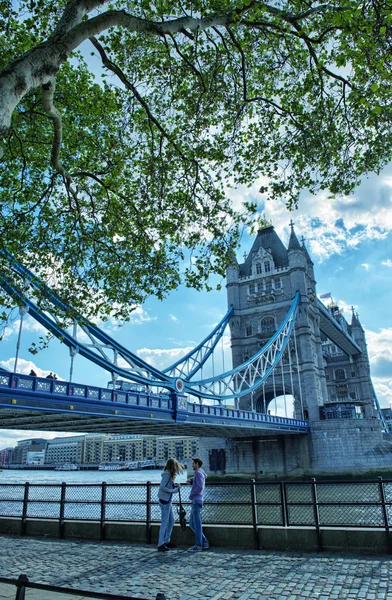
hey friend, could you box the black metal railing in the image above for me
[1,478,392,551]
[0,574,166,600]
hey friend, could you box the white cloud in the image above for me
[134,332,233,377]
[136,347,193,371]
[361,263,370,270]
[232,166,392,262]
[0,430,79,452]
[336,299,357,318]
[381,259,392,267]
[169,314,178,322]
[1,315,47,341]
[373,379,392,407]
[226,177,268,213]
[125,306,157,326]
[365,328,392,393]
[0,358,60,379]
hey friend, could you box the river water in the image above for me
[0,468,187,485]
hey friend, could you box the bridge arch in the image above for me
[255,385,304,419]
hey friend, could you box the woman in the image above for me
[157,458,183,551]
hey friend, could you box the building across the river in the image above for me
[1,433,199,468]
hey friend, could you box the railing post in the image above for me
[15,574,28,600]
[146,481,152,544]
[20,482,29,536]
[310,478,322,552]
[59,482,66,539]
[100,481,107,542]
[250,479,260,550]
[279,481,287,527]
[378,476,392,554]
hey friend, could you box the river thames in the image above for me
[0,468,188,485]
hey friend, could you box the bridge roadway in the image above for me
[0,372,309,438]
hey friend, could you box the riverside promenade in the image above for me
[0,536,392,600]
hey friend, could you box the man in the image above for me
[187,457,209,551]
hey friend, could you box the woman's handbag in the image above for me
[177,486,187,531]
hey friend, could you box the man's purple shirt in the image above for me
[189,468,207,502]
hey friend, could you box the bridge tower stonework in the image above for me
[226,222,327,422]
[197,224,391,478]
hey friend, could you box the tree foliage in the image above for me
[0,0,391,319]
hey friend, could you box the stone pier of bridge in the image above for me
[197,417,392,478]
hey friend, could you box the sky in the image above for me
[1,165,392,450]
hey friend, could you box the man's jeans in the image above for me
[189,500,208,548]
[158,501,174,546]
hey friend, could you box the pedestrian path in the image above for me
[0,535,392,600]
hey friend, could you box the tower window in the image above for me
[335,368,346,381]
[256,263,262,275]
[275,279,281,289]
[249,283,255,294]
[265,280,272,290]
[245,324,253,337]
[264,261,271,273]
[260,316,275,333]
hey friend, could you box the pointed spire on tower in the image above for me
[288,219,302,251]
[351,306,364,331]
[228,249,238,265]
[301,236,314,265]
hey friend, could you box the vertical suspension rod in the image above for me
[14,305,28,373]
[293,326,305,419]
[288,338,296,417]
[272,366,277,415]
[281,354,287,418]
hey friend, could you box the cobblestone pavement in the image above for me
[0,536,392,600]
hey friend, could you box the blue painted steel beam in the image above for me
[0,372,309,434]
[1,251,172,383]
[163,305,234,380]
[1,279,176,390]
[183,292,300,400]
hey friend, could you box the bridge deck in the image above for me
[0,373,309,438]
[317,300,361,355]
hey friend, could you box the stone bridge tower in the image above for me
[226,223,328,422]
[199,222,390,477]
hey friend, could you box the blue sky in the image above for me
[1,166,392,450]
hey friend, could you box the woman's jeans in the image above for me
[158,501,174,547]
[189,500,208,548]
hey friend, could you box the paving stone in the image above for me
[0,536,392,600]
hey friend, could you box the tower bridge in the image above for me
[0,371,308,438]
[0,224,390,477]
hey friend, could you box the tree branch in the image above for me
[90,36,196,167]
[41,78,72,186]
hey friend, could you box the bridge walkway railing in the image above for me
[0,478,391,553]
[0,371,309,431]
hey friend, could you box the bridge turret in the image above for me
[288,221,305,262]
[350,308,368,356]
[347,307,375,417]
[351,308,365,336]
[288,221,307,295]
[301,238,316,284]
[226,251,240,309]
